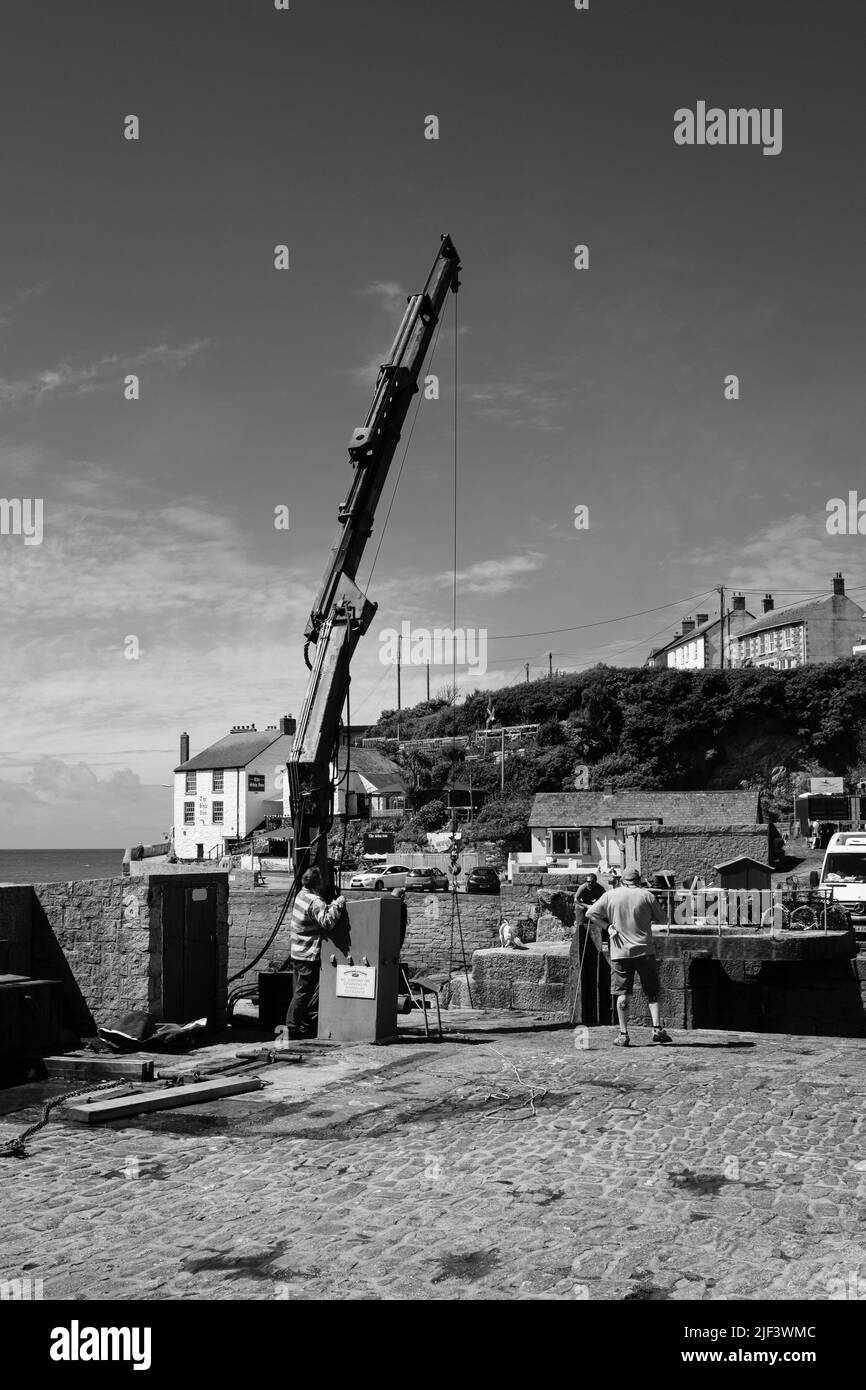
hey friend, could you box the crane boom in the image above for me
[288,234,461,889]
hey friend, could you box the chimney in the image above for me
[681,617,695,635]
[833,572,845,596]
[280,714,296,736]
[696,613,709,625]
[732,594,746,612]
[179,732,190,764]
[762,594,774,613]
[603,782,613,795]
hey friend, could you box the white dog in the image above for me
[498,918,528,950]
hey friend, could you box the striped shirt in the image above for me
[290,888,344,962]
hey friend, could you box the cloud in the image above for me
[365,280,406,313]
[674,511,864,604]
[433,551,548,596]
[0,758,171,847]
[350,351,388,386]
[466,371,568,433]
[0,280,51,331]
[0,339,212,410]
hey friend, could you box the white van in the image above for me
[818,832,866,922]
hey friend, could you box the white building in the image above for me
[173,717,295,861]
[646,599,755,670]
[279,745,406,823]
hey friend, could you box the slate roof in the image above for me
[336,747,405,794]
[737,592,865,639]
[175,729,285,772]
[649,613,723,659]
[530,789,762,828]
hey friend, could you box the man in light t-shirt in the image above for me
[586,867,672,1047]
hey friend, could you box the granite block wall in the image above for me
[636,824,771,883]
[0,875,229,1036]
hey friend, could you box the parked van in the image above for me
[818,832,866,922]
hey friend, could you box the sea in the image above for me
[0,849,124,884]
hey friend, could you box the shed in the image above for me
[713,856,773,892]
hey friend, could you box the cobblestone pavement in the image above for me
[2,1017,864,1301]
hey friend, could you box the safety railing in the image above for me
[644,887,851,935]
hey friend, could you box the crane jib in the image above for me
[289,235,460,886]
[304,237,460,644]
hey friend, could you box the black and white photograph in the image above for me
[0,0,863,1357]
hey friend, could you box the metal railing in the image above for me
[642,887,850,934]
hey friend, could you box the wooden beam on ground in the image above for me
[73,1084,139,1105]
[64,1075,264,1124]
[41,1055,155,1082]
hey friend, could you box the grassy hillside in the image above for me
[367,661,866,834]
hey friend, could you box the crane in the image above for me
[287,234,461,894]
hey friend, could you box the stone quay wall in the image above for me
[0,875,229,1037]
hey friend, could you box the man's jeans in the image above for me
[286,958,321,1039]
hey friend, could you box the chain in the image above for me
[0,1079,122,1160]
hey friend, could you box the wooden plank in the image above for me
[74,1084,139,1105]
[41,1055,155,1081]
[64,1075,264,1124]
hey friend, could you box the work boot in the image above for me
[613,1032,630,1047]
[652,1027,672,1044]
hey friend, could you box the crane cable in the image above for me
[447,285,473,1004]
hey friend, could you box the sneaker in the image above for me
[614,1032,630,1047]
[652,1027,672,1044]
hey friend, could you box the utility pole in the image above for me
[548,651,553,681]
[501,725,506,796]
[717,584,726,669]
[525,663,530,683]
[426,661,430,702]
[397,632,402,743]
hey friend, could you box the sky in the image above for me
[1,0,864,845]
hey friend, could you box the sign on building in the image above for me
[248,773,266,792]
[810,777,844,794]
[363,831,394,854]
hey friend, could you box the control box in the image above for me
[317,895,401,1043]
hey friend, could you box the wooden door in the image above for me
[161,882,216,1022]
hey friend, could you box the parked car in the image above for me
[464,866,500,895]
[349,863,410,890]
[405,867,450,892]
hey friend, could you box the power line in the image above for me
[487,589,716,642]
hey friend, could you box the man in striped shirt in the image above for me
[285,867,346,1039]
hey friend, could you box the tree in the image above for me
[536,719,565,747]
[405,799,449,835]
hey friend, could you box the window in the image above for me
[581,830,592,856]
[213,769,224,793]
[212,801,223,824]
[185,772,196,795]
[184,801,195,825]
[551,830,581,855]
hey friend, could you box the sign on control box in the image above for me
[336,965,377,999]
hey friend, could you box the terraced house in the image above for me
[736,574,865,669]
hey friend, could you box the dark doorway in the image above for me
[196,843,204,861]
[162,883,218,1023]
